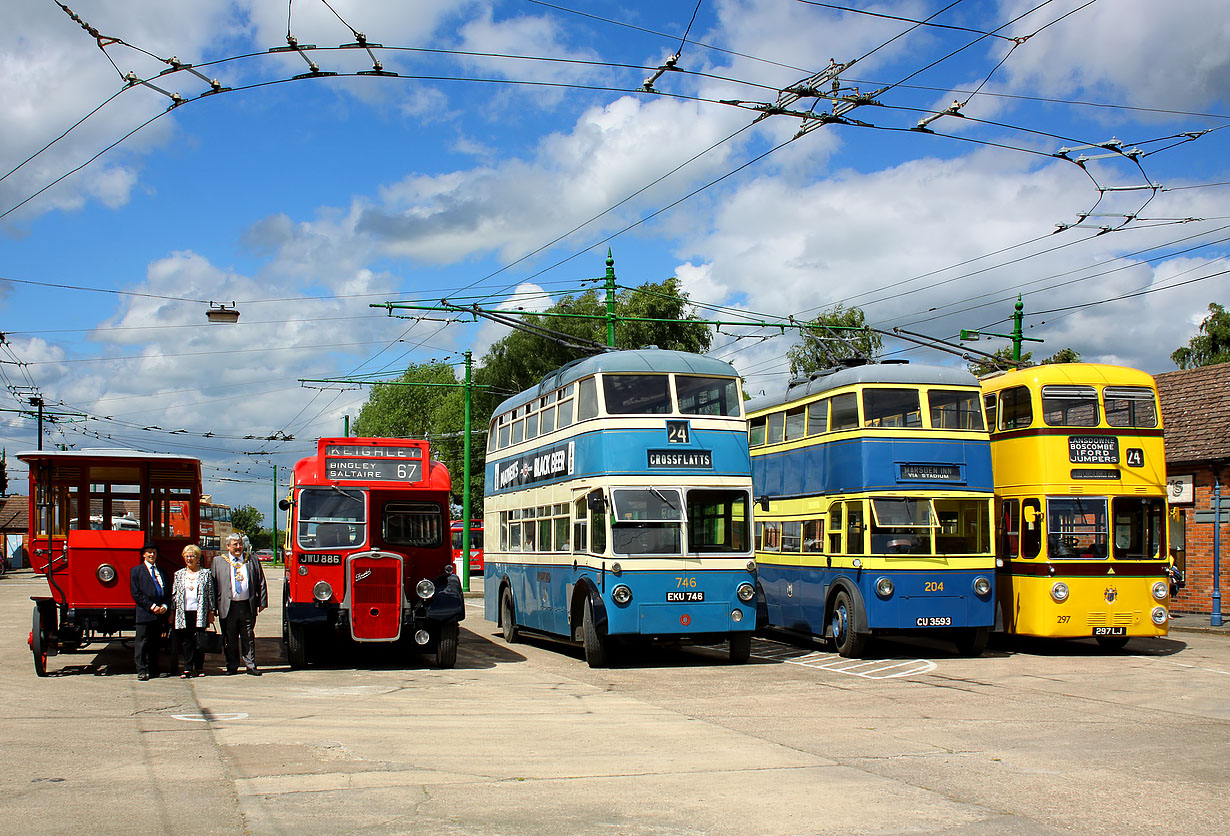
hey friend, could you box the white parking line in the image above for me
[751,639,937,679]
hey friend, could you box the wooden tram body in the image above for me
[20,448,202,676]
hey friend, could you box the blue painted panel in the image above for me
[758,564,994,633]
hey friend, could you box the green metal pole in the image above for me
[344,414,350,437]
[1012,296,1024,362]
[272,464,278,561]
[461,351,472,593]
[604,249,617,348]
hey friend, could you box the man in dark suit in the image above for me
[213,533,268,675]
[130,542,171,680]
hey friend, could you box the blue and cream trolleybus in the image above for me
[748,360,996,657]
[484,349,758,667]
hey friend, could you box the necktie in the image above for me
[151,566,162,594]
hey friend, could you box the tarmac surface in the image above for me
[3,566,1229,836]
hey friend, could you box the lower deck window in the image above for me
[1047,497,1108,559]
[383,502,442,547]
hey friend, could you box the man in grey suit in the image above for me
[213,533,268,675]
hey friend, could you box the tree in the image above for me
[231,505,264,537]
[786,304,882,376]
[1041,347,1081,365]
[474,277,713,415]
[1171,302,1230,369]
[353,361,483,518]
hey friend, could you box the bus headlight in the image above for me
[874,577,894,598]
[96,564,117,583]
[416,579,436,600]
[1051,582,1069,603]
[1152,607,1168,625]
[612,585,632,604]
[731,609,744,622]
[1152,581,1169,600]
[737,583,755,602]
[313,581,333,602]
[973,576,992,597]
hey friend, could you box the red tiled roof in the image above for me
[1156,361,1230,464]
[0,495,28,533]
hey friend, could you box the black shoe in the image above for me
[245,667,261,676]
[137,672,149,681]
[226,668,238,676]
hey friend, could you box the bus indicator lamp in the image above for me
[973,577,992,597]
[415,629,431,645]
[1152,607,1168,625]
[416,579,436,600]
[1151,581,1168,600]
[96,564,117,583]
[313,581,333,602]
[737,583,756,602]
[731,609,744,622]
[1051,582,1070,602]
[874,577,894,598]
[298,565,308,576]
[612,585,632,604]
[611,562,622,575]
[746,560,757,573]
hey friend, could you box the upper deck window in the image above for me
[765,411,785,444]
[807,399,828,435]
[577,377,599,421]
[863,388,922,429]
[384,501,443,548]
[929,389,985,431]
[298,488,366,550]
[604,374,671,415]
[999,386,1032,430]
[831,392,859,431]
[1103,386,1158,428]
[557,384,576,428]
[1042,385,1099,427]
[677,376,741,417]
[748,416,766,447]
[784,406,806,441]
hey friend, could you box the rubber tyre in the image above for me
[729,632,752,664]
[31,606,48,677]
[287,622,308,669]
[500,587,520,644]
[830,591,866,658]
[434,622,459,669]
[582,597,608,668]
[1096,635,1130,651]
[954,626,991,657]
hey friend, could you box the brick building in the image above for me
[1156,361,1230,616]
[0,495,29,569]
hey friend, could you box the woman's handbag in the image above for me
[199,627,224,654]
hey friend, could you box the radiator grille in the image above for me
[349,555,402,641]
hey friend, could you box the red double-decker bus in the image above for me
[20,448,202,676]
[280,437,464,668]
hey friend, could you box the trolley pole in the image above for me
[460,351,472,592]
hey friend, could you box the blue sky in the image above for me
[2,0,1229,512]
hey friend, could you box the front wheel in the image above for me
[434,622,459,669]
[729,632,752,664]
[830,591,866,658]
[500,587,520,644]
[582,597,608,668]
[30,606,49,677]
[954,626,990,657]
[287,622,308,669]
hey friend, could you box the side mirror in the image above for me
[586,491,605,512]
[278,498,291,511]
[1023,506,1039,526]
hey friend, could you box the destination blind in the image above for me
[324,443,424,482]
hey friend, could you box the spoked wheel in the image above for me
[728,632,752,664]
[30,605,50,677]
[433,622,459,669]
[582,597,608,668]
[1096,635,1130,651]
[830,591,865,658]
[500,587,520,644]
[287,622,308,669]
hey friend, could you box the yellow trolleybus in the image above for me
[980,363,1170,648]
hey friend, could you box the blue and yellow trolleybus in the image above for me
[484,349,758,667]
[980,364,1170,648]
[748,361,996,657]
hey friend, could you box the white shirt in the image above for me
[183,569,200,611]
